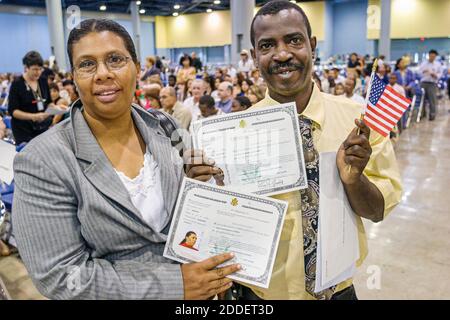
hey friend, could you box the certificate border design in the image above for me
[192,104,307,195]
[166,180,287,287]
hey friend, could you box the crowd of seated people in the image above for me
[314,50,449,139]
[133,52,267,131]
[1,49,449,148]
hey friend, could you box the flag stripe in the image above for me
[365,109,395,131]
[383,90,410,110]
[365,117,389,137]
[368,101,402,119]
[385,92,410,110]
[385,86,411,106]
[379,96,407,113]
[367,105,398,125]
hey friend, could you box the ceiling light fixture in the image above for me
[174,4,181,10]
[136,1,141,5]
[99,5,107,11]
[214,0,221,4]
[173,12,179,17]
[139,9,146,14]
[206,8,213,13]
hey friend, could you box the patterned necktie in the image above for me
[298,116,335,300]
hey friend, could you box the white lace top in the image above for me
[115,149,167,232]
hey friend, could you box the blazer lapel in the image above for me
[70,105,149,227]
[131,108,182,218]
[69,103,182,239]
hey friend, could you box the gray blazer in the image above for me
[12,102,185,299]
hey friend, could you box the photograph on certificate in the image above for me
[163,178,288,288]
[190,103,308,196]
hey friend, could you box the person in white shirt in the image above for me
[343,77,365,104]
[198,95,223,120]
[237,50,255,75]
[183,79,205,120]
[419,49,442,121]
[331,67,345,84]
[319,69,331,94]
[250,69,265,86]
[388,73,406,97]
[228,65,237,79]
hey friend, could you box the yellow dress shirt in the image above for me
[243,85,403,300]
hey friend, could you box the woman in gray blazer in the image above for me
[12,19,239,300]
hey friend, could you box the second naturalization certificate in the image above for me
[190,103,308,196]
[163,178,288,288]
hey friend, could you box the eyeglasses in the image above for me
[74,53,132,78]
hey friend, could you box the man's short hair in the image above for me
[250,0,312,47]
[22,51,44,68]
[62,79,74,87]
[192,78,205,87]
[220,81,233,93]
[199,95,215,109]
[429,49,438,55]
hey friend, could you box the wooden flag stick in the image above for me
[348,59,378,173]
[357,58,379,135]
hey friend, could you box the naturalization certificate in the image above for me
[190,103,307,196]
[163,178,288,288]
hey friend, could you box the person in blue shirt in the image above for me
[394,57,415,98]
[215,81,233,113]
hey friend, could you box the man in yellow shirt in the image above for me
[234,0,402,300]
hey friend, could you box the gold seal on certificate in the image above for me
[163,178,288,288]
[190,103,308,196]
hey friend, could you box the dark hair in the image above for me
[199,95,216,109]
[250,0,312,47]
[62,79,74,87]
[240,78,254,88]
[234,96,252,110]
[179,231,196,245]
[67,19,138,69]
[22,51,44,68]
[179,55,192,67]
[395,58,403,71]
[49,83,59,92]
[203,75,216,91]
[429,49,438,55]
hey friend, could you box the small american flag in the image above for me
[364,75,411,137]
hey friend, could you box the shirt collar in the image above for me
[264,84,325,129]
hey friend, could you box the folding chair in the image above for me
[416,88,425,123]
[2,115,11,129]
[405,94,417,129]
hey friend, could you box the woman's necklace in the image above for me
[24,74,38,92]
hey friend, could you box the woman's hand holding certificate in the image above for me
[164,178,288,288]
[180,252,241,300]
